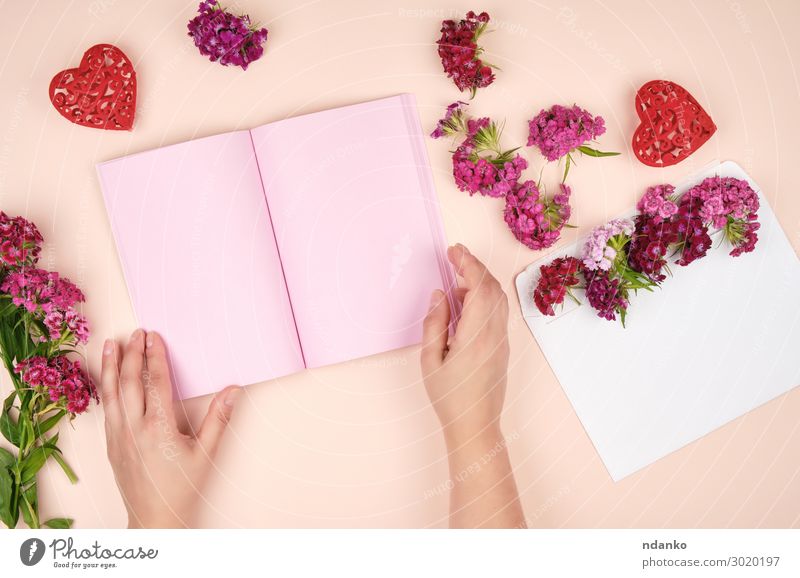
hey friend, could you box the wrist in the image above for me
[442,421,505,455]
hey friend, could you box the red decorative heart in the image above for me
[631,80,716,167]
[49,44,136,131]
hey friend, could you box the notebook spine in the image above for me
[400,93,461,327]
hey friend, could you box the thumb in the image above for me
[421,289,450,373]
[196,385,242,456]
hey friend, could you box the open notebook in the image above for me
[516,161,800,480]
[97,94,456,399]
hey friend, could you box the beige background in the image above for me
[1,0,799,528]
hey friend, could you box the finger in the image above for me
[119,328,146,421]
[196,386,242,457]
[421,289,451,372]
[447,244,495,290]
[143,331,176,423]
[99,339,122,429]
[452,287,468,305]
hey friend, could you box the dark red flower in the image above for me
[533,256,582,316]
[436,11,495,95]
[674,195,712,266]
[583,270,628,321]
[628,214,679,282]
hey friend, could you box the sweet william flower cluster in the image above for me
[14,356,97,415]
[0,211,42,267]
[1,268,90,344]
[188,1,268,70]
[0,211,97,530]
[436,11,495,96]
[527,104,619,182]
[531,176,761,325]
[432,101,527,198]
[504,182,572,251]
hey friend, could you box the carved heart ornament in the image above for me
[49,43,136,131]
[631,80,716,167]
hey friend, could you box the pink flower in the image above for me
[0,211,43,269]
[580,218,634,271]
[0,267,89,344]
[637,184,678,221]
[433,103,528,198]
[527,104,608,161]
[503,181,572,250]
[684,176,760,256]
[452,140,528,198]
[686,176,759,228]
[14,356,97,415]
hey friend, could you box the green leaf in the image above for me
[576,145,620,158]
[20,482,38,529]
[42,432,59,449]
[43,517,72,529]
[0,465,15,528]
[51,451,78,484]
[563,153,572,183]
[0,399,20,448]
[19,445,55,485]
[35,410,65,437]
[0,447,14,468]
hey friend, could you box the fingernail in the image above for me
[224,387,242,407]
[103,339,114,356]
[456,243,470,254]
[129,328,142,343]
[145,332,154,348]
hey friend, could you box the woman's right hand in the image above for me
[421,243,510,445]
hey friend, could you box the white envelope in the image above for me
[516,161,800,480]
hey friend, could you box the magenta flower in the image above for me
[637,184,678,222]
[438,102,528,198]
[15,356,97,415]
[187,1,268,70]
[584,271,628,322]
[0,211,43,269]
[683,176,760,257]
[504,181,572,250]
[686,176,759,229]
[527,104,618,181]
[0,267,89,344]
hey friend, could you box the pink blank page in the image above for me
[97,131,304,399]
[250,94,454,368]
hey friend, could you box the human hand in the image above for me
[421,244,510,447]
[99,329,241,528]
